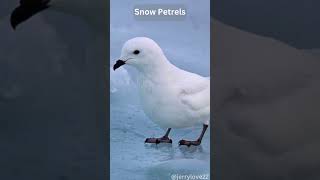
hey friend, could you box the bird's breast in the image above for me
[138,78,175,109]
[137,77,196,128]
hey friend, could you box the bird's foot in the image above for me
[179,139,201,147]
[145,136,172,144]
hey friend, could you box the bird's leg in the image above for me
[179,124,208,147]
[145,128,172,144]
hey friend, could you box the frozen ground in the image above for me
[110,89,210,180]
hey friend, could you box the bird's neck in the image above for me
[137,57,176,83]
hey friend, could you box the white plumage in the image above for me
[118,37,210,129]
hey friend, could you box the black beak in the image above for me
[113,60,126,71]
[10,0,51,30]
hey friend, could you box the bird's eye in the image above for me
[133,50,140,55]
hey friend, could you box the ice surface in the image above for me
[110,99,210,180]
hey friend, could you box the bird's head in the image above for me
[113,37,168,72]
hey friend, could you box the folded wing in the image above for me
[177,71,210,114]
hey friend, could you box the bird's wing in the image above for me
[177,71,210,112]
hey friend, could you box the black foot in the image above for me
[179,139,201,147]
[145,136,172,144]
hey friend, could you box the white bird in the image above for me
[113,37,210,146]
